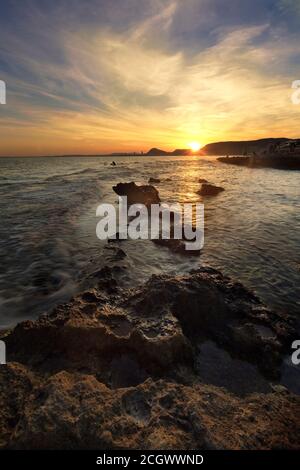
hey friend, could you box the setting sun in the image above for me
[189,141,202,152]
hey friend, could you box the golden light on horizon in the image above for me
[189,141,202,152]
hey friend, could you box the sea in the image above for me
[0,155,299,329]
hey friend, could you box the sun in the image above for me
[188,141,202,152]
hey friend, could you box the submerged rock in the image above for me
[1,267,299,449]
[152,238,201,256]
[104,245,127,261]
[113,182,160,207]
[198,183,225,196]
[148,177,161,184]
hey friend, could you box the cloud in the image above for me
[0,0,299,155]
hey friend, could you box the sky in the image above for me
[0,0,300,156]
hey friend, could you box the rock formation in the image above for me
[198,183,225,196]
[113,182,161,207]
[0,267,299,449]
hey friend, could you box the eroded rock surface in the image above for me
[1,267,299,449]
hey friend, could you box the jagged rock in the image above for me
[113,182,160,207]
[1,368,299,450]
[1,267,299,449]
[198,183,225,196]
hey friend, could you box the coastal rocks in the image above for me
[0,363,36,448]
[111,181,200,257]
[218,155,300,170]
[198,183,225,196]
[1,267,299,449]
[218,156,249,166]
[113,182,160,207]
[5,271,192,380]
[2,371,299,450]
[127,268,294,379]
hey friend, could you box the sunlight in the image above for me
[188,141,202,152]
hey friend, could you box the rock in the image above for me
[198,183,225,196]
[1,267,299,449]
[198,178,209,183]
[113,182,160,207]
[0,363,36,448]
[148,177,161,184]
[152,238,201,256]
[218,155,300,170]
[218,156,250,166]
[2,372,299,450]
[104,246,127,260]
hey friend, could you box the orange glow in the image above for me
[189,141,202,152]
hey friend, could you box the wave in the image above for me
[45,168,99,181]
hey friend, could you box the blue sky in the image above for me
[0,0,299,155]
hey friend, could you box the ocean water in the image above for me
[0,155,299,328]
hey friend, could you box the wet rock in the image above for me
[113,182,160,207]
[195,340,272,396]
[198,183,225,196]
[104,246,127,260]
[152,238,201,256]
[88,266,119,293]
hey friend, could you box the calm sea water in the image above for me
[0,155,299,328]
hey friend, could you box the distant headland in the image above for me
[1,138,300,159]
[109,137,300,158]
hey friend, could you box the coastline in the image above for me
[1,164,299,450]
[218,154,300,170]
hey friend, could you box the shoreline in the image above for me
[218,155,300,170]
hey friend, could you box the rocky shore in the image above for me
[1,266,299,449]
[218,155,300,170]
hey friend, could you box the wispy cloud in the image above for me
[0,0,299,155]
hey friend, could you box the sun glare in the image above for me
[189,141,202,152]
